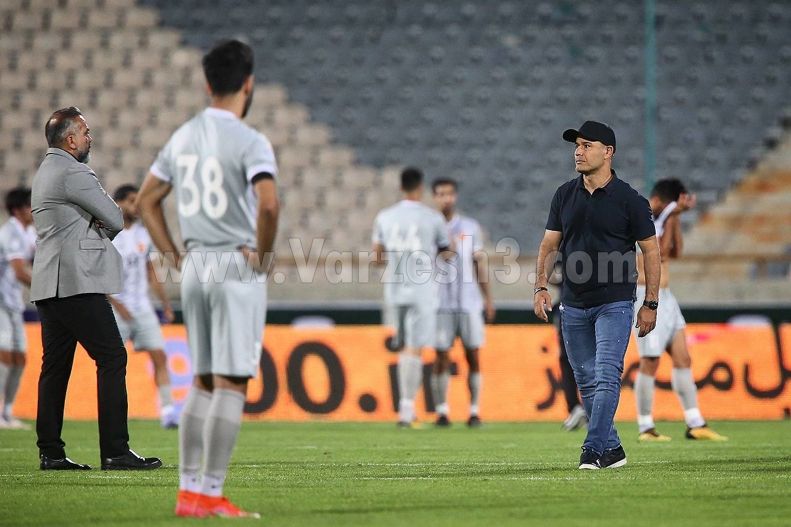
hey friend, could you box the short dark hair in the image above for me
[202,39,254,96]
[651,178,687,203]
[431,177,458,193]
[113,184,139,202]
[5,187,31,216]
[401,167,424,192]
[45,106,83,148]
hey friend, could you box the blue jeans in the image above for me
[560,300,634,456]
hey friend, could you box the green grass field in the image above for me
[1,420,790,526]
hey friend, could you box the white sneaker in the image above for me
[0,416,11,429]
[2,416,30,430]
[563,405,588,431]
[160,405,178,429]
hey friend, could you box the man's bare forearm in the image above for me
[535,239,558,288]
[642,242,661,301]
[141,202,179,264]
[256,206,279,256]
[147,264,170,307]
[473,256,492,301]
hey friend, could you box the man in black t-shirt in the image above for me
[533,121,661,470]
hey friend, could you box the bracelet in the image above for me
[533,287,548,295]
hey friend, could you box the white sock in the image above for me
[672,368,706,428]
[398,398,415,423]
[397,354,422,422]
[179,388,212,492]
[637,414,655,432]
[158,384,173,408]
[201,389,246,498]
[0,362,9,418]
[3,364,23,418]
[684,408,705,429]
[635,372,655,432]
[468,372,481,416]
[430,370,450,416]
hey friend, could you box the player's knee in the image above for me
[672,354,692,369]
[194,374,214,391]
[464,349,480,371]
[148,349,167,367]
[434,352,450,372]
[214,374,249,393]
[639,357,659,375]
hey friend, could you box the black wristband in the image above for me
[534,287,548,295]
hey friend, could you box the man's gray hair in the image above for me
[44,106,83,148]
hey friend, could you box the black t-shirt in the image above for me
[545,171,655,308]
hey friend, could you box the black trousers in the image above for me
[557,309,582,413]
[35,294,130,459]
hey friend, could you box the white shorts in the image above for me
[389,302,436,350]
[113,304,165,351]
[436,310,485,351]
[181,251,267,378]
[634,286,686,358]
[0,307,25,352]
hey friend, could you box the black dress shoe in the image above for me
[40,454,92,471]
[101,449,162,470]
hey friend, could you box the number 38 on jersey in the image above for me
[176,154,228,219]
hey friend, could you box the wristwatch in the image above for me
[643,300,659,310]
[534,287,548,295]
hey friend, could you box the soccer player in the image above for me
[108,184,176,429]
[0,187,36,430]
[429,178,494,427]
[634,178,727,441]
[137,40,279,518]
[373,168,451,427]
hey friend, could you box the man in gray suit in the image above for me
[31,107,161,471]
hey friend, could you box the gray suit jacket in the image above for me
[30,148,124,301]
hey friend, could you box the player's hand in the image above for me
[115,303,133,321]
[240,246,275,274]
[533,290,552,322]
[635,306,657,337]
[162,304,175,324]
[676,193,697,213]
[484,299,496,323]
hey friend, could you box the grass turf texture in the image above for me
[1,420,789,526]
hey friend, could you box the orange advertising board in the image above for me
[12,322,791,422]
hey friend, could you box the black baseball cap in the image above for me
[563,121,616,151]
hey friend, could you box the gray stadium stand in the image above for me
[137,0,791,251]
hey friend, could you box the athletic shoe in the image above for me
[175,490,205,518]
[562,405,587,431]
[435,414,451,427]
[6,417,31,430]
[638,428,672,442]
[0,416,30,430]
[578,448,601,470]
[467,415,482,428]
[686,425,728,441]
[600,445,627,469]
[397,421,422,429]
[160,405,178,430]
[196,495,261,519]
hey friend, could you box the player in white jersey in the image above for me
[0,188,36,430]
[429,178,494,428]
[108,184,176,429]
[633,178,726,442]
[137,40,279,519]
[373,168,452,427]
